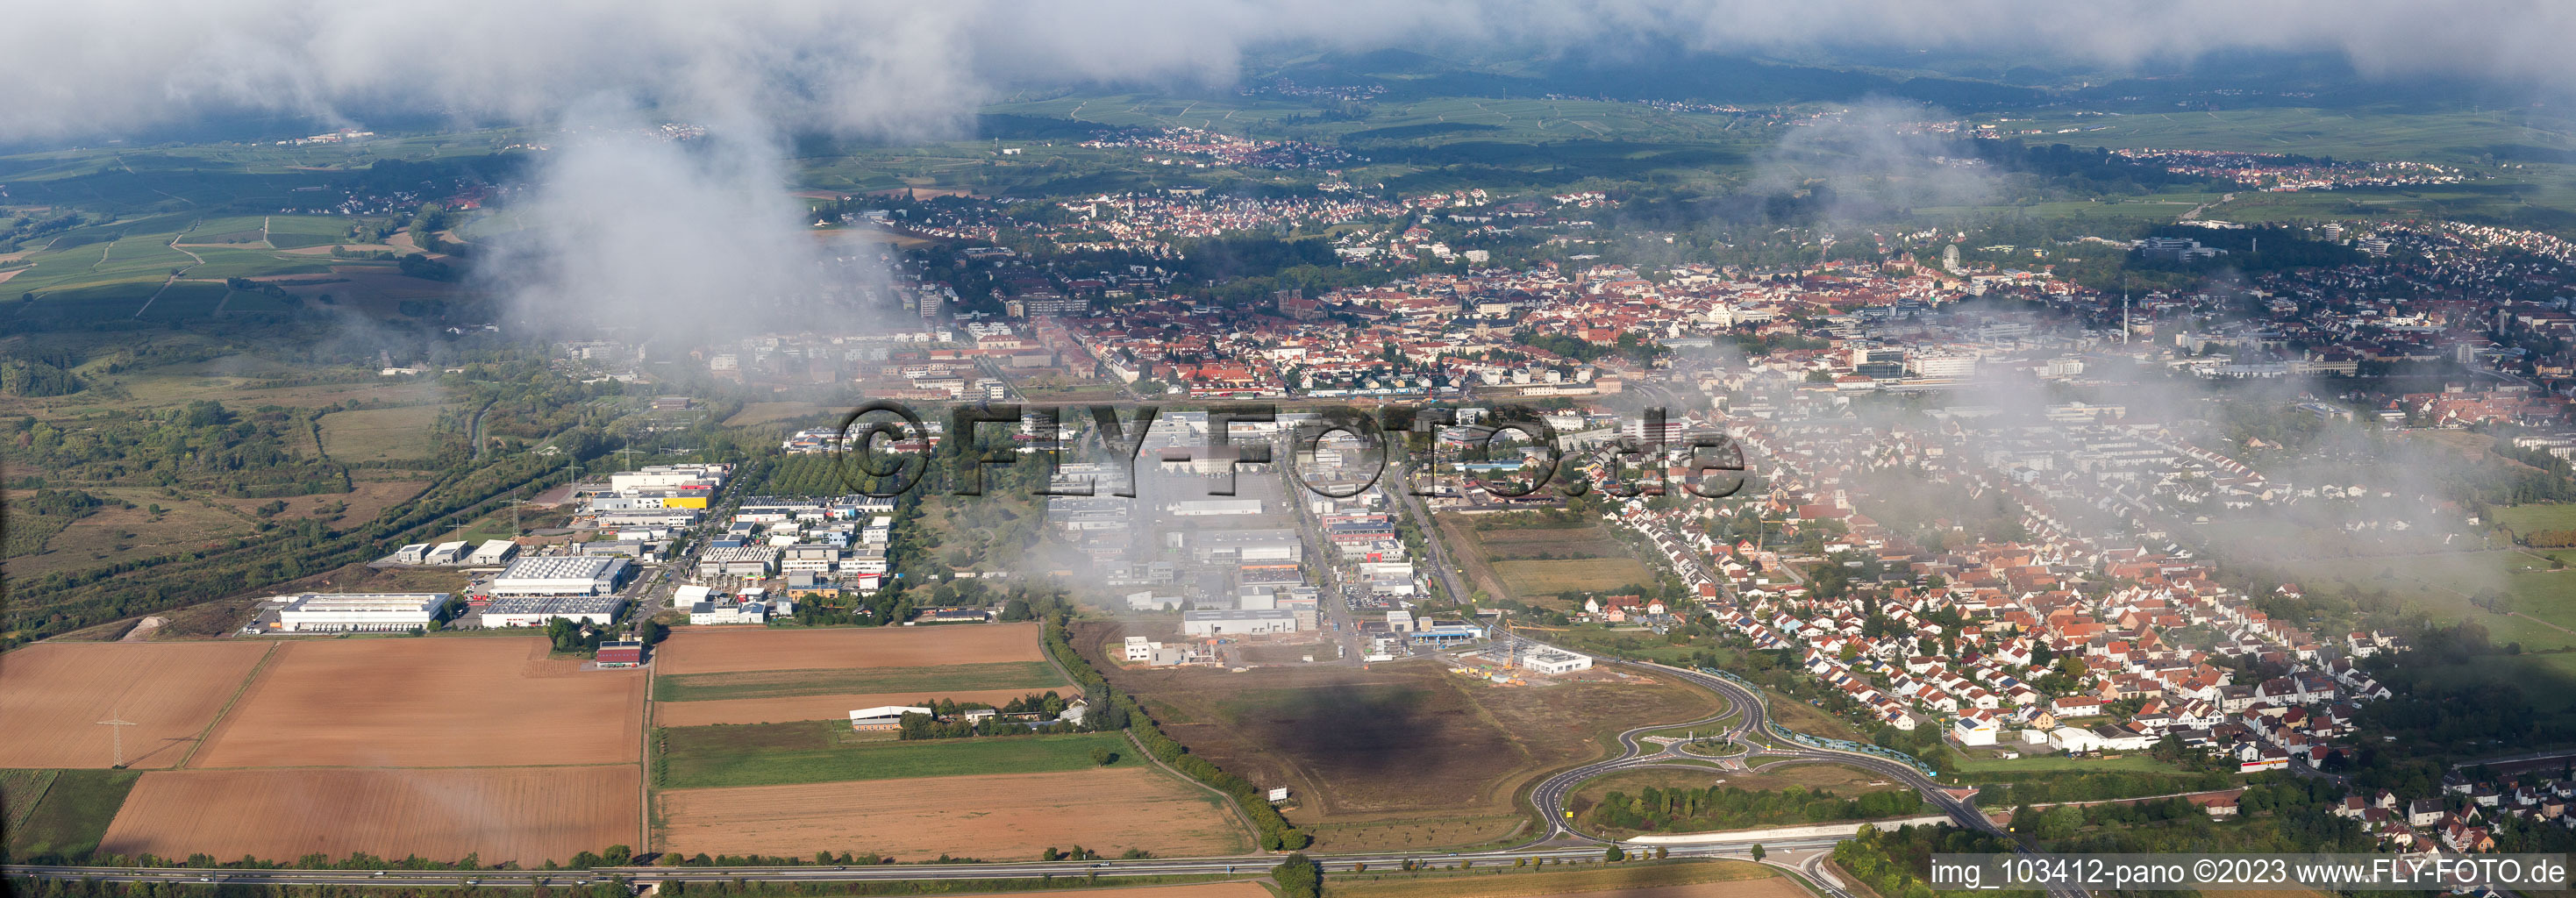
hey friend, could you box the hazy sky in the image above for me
[4,0,2565,145]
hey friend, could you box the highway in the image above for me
[1,837,1868,887]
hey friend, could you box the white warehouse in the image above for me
[492,556,632,595]
[274,593,447,632]
[466,539,520,566]
[1182,609,1301,637]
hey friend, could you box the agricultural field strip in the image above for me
[656,726,1131,790]
[650,659,1067,702]
[652,623,1045,675]
[655,766,1246,861]
[99,766,639,869]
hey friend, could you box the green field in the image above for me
[1489,558,1658,597]
[652,660,1067,702]
[136,282,230,320]
[318,405,448,462]
[2276,547,2576,652]
[1973,106,2574,165]
[0,769,61,838]
[2,769,138,864]
[655,723,1131,790]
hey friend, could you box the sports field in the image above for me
[0,642,273,769]
[99,766,638,867]
[656,766,1245,861]
[193,638,645,768]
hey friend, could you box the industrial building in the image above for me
[1182,609,1301,637]
[425,540,471,565]
[596,640,645,667]
[465,539,520,566]
[1169,498,1264,517]
[850,705,932,731]
[274,593,447,632]
[1520,649,1594,675]
[492,556,632,595]
[608,463,731,493]
[698,545,780,578]
[481,595,625,628]
[1188,529,1302,563]
[1409,618,1488,645]
[689,600,767,625]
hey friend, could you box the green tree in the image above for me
[1271,852,1321,898]
[1749,844,1766,863]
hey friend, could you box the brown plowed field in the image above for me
[658,766,1242,859]
[653,688,1049,728]
[98,766,639,867]
[654,623,1044,675]
[0,642,271,769]
[192,638,644,768]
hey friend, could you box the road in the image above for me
[2,837,1869,887]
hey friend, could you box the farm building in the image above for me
[1520,649,1593,675]
[596,640,646,667]
[481,595,625,628]
[274,593,447,632]
[850,705,932,731]
[466,539,520,566]
[492,556,632,595]
[1182,609,1300,637]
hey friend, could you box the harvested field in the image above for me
[0,642,271,769]
[99,766,639,867]
[658,766,1245,860]
[193,638,644,768]
[655,623,1044,675]
[654,688,1055,728]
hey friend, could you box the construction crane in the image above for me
[96,717,139,768]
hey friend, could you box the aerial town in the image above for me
[10,8,2576,898]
